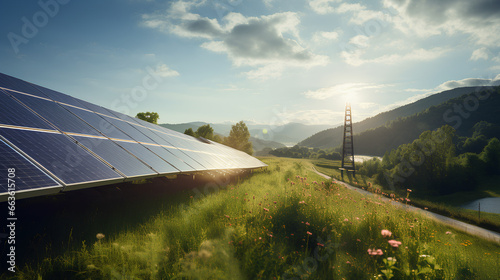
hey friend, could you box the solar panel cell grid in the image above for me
[115,142,180,174]
[0,128,123,185]
[61,104,135,141]
[0,138,60,192]
[0,90,55,130]
[7,90,102,137]
[73,136,158,177]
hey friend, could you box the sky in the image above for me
[1,0,500,127]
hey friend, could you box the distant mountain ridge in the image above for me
[353,86,500,155]
[160,121,332,146]
[298,86,492,149]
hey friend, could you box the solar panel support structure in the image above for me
[340,102,355,179]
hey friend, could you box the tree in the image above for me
[136,112,159,124]
[224,121,253,155]
[184,128,195,137]
[196,125,214,140]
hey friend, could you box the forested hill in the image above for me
[298,86,491,148]
[355,86,500,156]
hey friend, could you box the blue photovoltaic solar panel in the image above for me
[142,144,197,172]
[0,72,267,201]
[0,73,43,97]
[99,114,154,143]
[0,128,123,185]
[6,90,103,137]
[114,141,180,174]
[73,136,158,177]
[0,138,60,193]
[32,83,88,108]
[0,90,55,130]
[61,104,135,141]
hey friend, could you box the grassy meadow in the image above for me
[311,158,500,233]
[6,157,500,279]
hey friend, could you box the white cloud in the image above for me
[154,63,180,77]
[312,30,340,44]
[276,109,344,125]
[341,47,448,66]
[263,0,275,8]
[437,76,500,91]
[244,64,284,80]
[349,35,369,48]
[303,83,389,100]
[143,2,328,79]
[494,53,500,63]
[359,102,378,109]
[383,0,500,46]
[310,1,391,25]
[470,47,489,61]
[309,0,340,15]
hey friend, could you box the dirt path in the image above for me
[312,167,500,244]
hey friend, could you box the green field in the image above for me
[6,158,500,279]
[311,158,500,233]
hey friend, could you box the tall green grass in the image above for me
[312,158,500,232]
[8,158,500,279]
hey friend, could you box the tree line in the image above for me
[183,121,253,155]
[359,124,500,195]
[135,112,253,155]
[269,145,342,160]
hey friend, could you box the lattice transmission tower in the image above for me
[340,102,355,178]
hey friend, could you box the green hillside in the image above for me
[299,86,492,149]
[354,86,500,156]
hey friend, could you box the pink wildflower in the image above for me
[307,231,312,236]
[305,222,310,226]
[388,240,402,248]
[381,229,392,238]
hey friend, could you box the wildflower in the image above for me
[307,231,312,236]
[445,231,452,235]
[356,239,361,242]
[225,215,230,219]
[96,233,105,240]
[376,249,383,255]
[263,208,269,212]
[305,222,310,226]
[381,229,392,238]
[388,240,402,248]
[299,201,305,204]
[343,218,349,222]
[407,189,412,192]
[273,201,277,204]
[259,237,262,240]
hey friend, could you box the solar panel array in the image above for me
[0,73,266,201]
